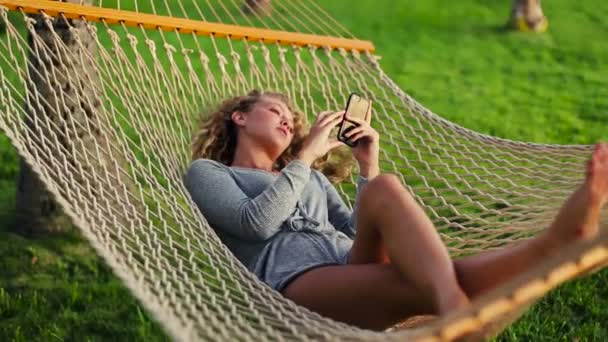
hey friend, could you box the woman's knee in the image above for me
[362,174,414,204]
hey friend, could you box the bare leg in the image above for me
[282,173,467,331]
[282,144,608,328]
[349,174,469,314]
[455,143,608,296]
[348,144,608,308]
[282,264,434,331]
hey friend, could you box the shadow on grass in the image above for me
[0,191,169,341]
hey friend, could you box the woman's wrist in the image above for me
[359,162,380,179]
[296,151,315,167]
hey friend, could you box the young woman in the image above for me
[185,90,607,331]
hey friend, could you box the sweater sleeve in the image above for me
[320,172,369,239]
[184,159,311,241]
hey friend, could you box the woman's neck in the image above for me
[231,139,279,172]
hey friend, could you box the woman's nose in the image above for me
[280,119,293,132]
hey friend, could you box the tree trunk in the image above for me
[508,0,548,32]
[15,0,101,237]
[243,0,272,16]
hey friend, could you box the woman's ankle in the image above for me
[423,274,470,315]
[534,230,565,257]
[435,286,469,315]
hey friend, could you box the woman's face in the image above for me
[234,96,295,153]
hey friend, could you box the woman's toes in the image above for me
[589,144,608,177]
[599,143,608,162]
[586,143,608,207]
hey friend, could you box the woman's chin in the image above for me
[273,134,290,147]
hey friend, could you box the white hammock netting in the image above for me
[0,1,606,340]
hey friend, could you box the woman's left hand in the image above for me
[343,106,380,178]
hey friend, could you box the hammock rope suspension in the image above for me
[0,1,606,340]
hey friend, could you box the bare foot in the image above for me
[547,143,608,245]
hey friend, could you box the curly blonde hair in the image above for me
[191,90,354,184]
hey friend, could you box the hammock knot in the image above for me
[230,51,241,63]
[308,46,323,68]
[230,51,242,73]
[293,47,304,64]
[216,53,228,73]
[145,39,157,54]
[198,51,210,65]
[126,33,138,47]
[245,45,257,65]
[365,51,381,65]
[68,26,83,43]
[245,43,258,51]
[107,30,121,49]
[277,47,287,64]
[86,23,98,35]
[260,46,272,66]
[216,52,228,65]
[164,43,177,53]
[23,16,37,29]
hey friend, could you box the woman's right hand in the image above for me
[297,111,346,165]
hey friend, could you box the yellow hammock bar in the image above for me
[0,0,375,52]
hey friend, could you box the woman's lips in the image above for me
[277,127,288,136]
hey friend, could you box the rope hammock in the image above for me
[0,0,607,340]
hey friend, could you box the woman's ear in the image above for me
[231,111,247,127]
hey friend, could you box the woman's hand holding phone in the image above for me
[343,107,380,179]
[296,111,346,166]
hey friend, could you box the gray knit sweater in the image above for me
[184,158,369,292]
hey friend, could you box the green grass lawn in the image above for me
[1,0,608,340]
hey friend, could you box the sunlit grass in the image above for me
[1,0,607,340]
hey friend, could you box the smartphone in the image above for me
[337,93,372,147]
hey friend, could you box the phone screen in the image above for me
[338,93,371,147]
